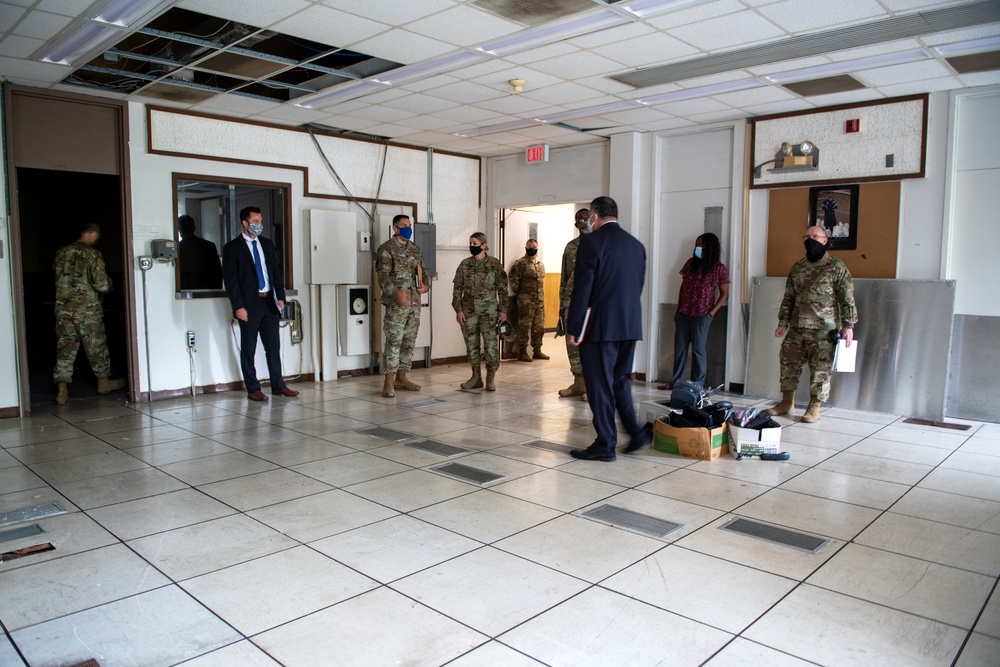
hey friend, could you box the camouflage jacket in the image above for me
[779,253,857,330]
[508,255,544,300]
[452,255,508,315]
[376,237,428,306]
[53,240,111,319]
[559,236,582,314]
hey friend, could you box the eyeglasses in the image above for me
[803,233,826,241]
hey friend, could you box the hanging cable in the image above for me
[306,125,373,225]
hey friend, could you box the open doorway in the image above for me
[17,169,128,406]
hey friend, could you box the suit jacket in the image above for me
[222,234,286,318]
[567,221,645,343]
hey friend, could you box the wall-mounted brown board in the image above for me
[766,181,899,278]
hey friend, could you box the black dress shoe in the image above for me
[623,423,653,454]
[570,448,616,462]
[248,390,268,402]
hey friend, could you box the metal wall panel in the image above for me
[947,315,1000,422]
[745,278,955,420]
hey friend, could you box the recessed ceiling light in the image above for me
[294,81,387,109]
[373,51,486,86]
[763,49,928,84]
[933,36,1000,57]
[536,100,641,123]
[476,10,628,56]
[636,79,763,105]
[455,119,542,138]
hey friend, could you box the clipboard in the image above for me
[832,339,857,372]
[575,308,592,342]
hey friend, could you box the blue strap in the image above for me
[252,240,265,291]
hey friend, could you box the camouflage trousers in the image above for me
[461,310,499,371]
[382,302,421,374]
[780,327,835,401]
[565,334,583,375]
[516,294,545,350]
[53,316,110,383]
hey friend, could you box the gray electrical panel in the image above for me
[413,223,436,278]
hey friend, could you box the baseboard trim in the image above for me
[140,374,315,402]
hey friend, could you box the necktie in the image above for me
[252,240,266,291]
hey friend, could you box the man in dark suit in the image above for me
[222,206,299,402]
[567,196,650,461]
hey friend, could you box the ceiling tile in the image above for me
[349,28,456,64]
[252,104,332,124]
[855,58,952,86]
[590,32,701,68]
[380,93,461,114]
[635,116,698,132]
[403,5,525,48]
[654,97,732,116]
[573,74,637,95]
[600,106,673,124]
[0,54,69,84]
[877,75,963,97]
[669,10,786,51]
[756,0,887,34]
[12,10,71,40]
[568,21,656,48]
[398,73,461,92]
[799,88,884,107]
[528,51,630,79]
[878,0,969,10]
[473,92,550,115]
[957,70,1000,86]
[685,108,746,123]
[518,81,606,105]
[196,94,281,115]
[361,87,414,104]
[425,80,507,104]
[920,25,1000,47]
[647,0,747,30]
[504,42,578,65]
[714,85,797,106]
[433,105,504,123]
[270,6,389,49]
[450,58,520,80]
[826,39,925,61]
[391,114,460,131]
[749,56,832,75]
[178,0,311,29]
[0,5,26,33]
[346,104,417,123]
[363,122,421,137]
[742,99,815,115]
[36,0,92,18]
[0,34,45,58]
[321,0,457,25]
[312,113,382,131]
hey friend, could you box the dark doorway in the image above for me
[17,168,128,405]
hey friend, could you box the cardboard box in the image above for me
[638,399,673,425]
[728,421,783,458]
[652,415,728,460]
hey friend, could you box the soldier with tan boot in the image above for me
[773,226,857,423]
[557,208,591,401]
[453,233,508,392]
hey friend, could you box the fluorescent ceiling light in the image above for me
[373,51,486,86]
[764,49,928,84]
[536,100,640,123]
[636,79,763,105]
[616,0,708,19]
[933,36,1000,57]
[476,9,628,56]
[294,81,386,109]
[37,22,120,65]
[455,119,541,138]
[94,0,172,26]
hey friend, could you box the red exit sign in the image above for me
[526,144,549,163]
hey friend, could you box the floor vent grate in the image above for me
[0,523,44,544]
[0,502,68,527]
[403,399,447,410]
[1,542,56,562]
[406,440,470,457]
[720,517,830,554]
[431,462,506,485]
[582,505,682,538]
[523,440,576,455]
[359,427,413,442]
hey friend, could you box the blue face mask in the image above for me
[397,226,412,240]
[694,247,703,259]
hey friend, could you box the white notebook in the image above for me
[832,339,858,372]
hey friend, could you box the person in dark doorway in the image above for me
[178,214,223,290]
[822,197,838,236]
[376,214,430,398]
[557,208,590,401]
[567,197,650,461]
[772,225,856,423]
[222,206,299,402]
[52,222,125,405]
[508,238,547,362]
[659,233,729,391]
[453,232,508,391]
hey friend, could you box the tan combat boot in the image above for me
[395,370,421,391]
[381,372,396,398]
[558,374,586,397]
[532,347,550,360]
[581,393,588,402]
[97,377,125,394]
[56,383,69,405]
[484,369,496,391]
[802,399,822,423]
[460,366,483,389]
[771,390,795,416]
[517,349,533,362]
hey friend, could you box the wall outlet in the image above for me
[186,331,196,349]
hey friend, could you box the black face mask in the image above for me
[469,245,483,256]
[805,238,827,262]
[526,248,537,256]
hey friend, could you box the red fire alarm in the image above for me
[845,119,861,133]
[526,144,549,164]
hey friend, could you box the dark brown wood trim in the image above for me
[140,374,314,402]
[749,93,929,190]
[0,406,20,420]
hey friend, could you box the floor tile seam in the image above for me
[0,432,94,449]
[22,456,154,489]
[949,576,1000,667]
[844,533,1000,578]
[198,480,342,514]
[755,484,905,515]
[97,431,208,450]
[880,505,1000,539]
[847,434,968,455]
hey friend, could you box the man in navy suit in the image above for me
[567,197,650,461]
[222,206,299,402]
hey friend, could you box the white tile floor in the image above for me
[1,335,998,666]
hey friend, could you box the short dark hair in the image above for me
[239,206,261,222]
[178,215,195,236]
[575,208,590,222]
[526,238,537,244]
[392,214,410,225]
[589,196,617,219]
[80,222,101,235]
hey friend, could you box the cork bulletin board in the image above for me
[765,181,900,278]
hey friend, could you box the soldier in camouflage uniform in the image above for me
[453,232,507,391]
[556,209,590,399]
[773,226,857,423]
[52,222,125,405]
[376,215,429,398]
[508,239,547,362]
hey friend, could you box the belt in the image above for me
[258,291,270,297]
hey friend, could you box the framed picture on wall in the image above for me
[809,184,859,250]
